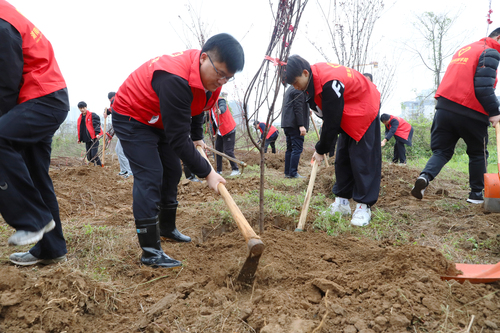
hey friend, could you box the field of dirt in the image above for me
[1,149,500,333]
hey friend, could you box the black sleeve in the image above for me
[0,19,23,115]
[385,119,399,140]
[92,113,102,136]
[314,80,344,155]
[190,112,205,141]
[218,98,227,114]
[152,70,212,178]
[475,48,500,117]
[292,90,306,127]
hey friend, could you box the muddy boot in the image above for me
[136,217,182,268]
[158,202,191,243]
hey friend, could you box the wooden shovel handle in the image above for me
[496,122,500,176]
[296,159,319,231]
[310,114,329,167]
[196,146,261,244]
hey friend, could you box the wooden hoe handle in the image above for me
[296,159,319,231]
[310,114,329,167]
[196,146,261,245]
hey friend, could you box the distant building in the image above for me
[401,89,436,120]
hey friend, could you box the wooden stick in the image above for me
[295,159,319,231]
[205,146,247,168]
[310,115,329,167]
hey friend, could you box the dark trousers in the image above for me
[264,132,279,153]
[0,101,68,258]
[215,131,238,172]
[284,127,304,177]
[421,109,488,192]
[112,111,181,219]
[332,115,381,206]
[85,139,101,166]
[393,140,406,163]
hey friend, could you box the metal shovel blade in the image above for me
[237,238,265,284]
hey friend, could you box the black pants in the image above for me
[0,101,68,258]
[264,132,279,153]
[332,115,381,206]
[421,109,488,192]
[284,127,304,177]
[392,128,413,163]
[85,139,101,166]
[112,111,181,219]
[215,131,238,172]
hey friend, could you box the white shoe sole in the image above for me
[8,220,56,246]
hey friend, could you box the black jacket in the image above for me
[281,85,309,131]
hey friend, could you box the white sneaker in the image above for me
[324,197,351,216]
[351,203,371,226]
[230,170,241,176]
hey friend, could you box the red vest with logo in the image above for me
[113,50,221,129]
[210,97,236,136]
[0,0,67,105]
[387,115,411,140]
[258,123,278,139]
[311,63,380,141]
[77,111,102,140]
[435,38,500,116]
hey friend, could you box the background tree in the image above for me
[243,0,309,233]
[408,11,464,95]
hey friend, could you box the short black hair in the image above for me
[363,73,373,82]
[284,55,311,85]
[77,101,87,108]
[489,28,500,38]
[380,113,390,122]
[202,33,245,74]
[108,92,116,99]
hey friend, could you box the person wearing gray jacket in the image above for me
[281,85,310,178]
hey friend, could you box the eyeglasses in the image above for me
[207,53,235,82]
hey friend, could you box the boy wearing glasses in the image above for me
[111,33,244,268]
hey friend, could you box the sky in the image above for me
[7,0,498,123]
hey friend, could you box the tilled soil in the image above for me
[1,149,499,333]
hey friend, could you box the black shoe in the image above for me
[467,191,484,204]
[291,173,304,179]
[136,217,182,268]
[158,202,191,242]
[411,175,429,200]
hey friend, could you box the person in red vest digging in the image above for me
[77,101,103,166]
[112,33,245,268]
[210,92,240,176]
[253,120,279,153]
[0,0,68,265]
[380,113,414,164]
[411,28,500,204]
[284,55,381,227]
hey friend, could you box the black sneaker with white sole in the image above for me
[411,175,429,200]
[467,191,484,204]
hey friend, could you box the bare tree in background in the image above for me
[408,11,464,94]
[243,0,309,233]
[305,0,396,107]
[170,1,214,49]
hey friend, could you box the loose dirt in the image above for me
[1,149,499,333]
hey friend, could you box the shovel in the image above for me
[441,261,500,284]
[205,146,247,174]
[484,122,500,212]
[295,159,319,232]
[196,145,264,284]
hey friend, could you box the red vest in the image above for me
[0,0,67,104]
[435,38,500,115]
[387,115,411,140]
[311,63,380,141]
[258,123,278,139]
[210,97,236,136]
[77,111,102,140]
[113,50,221,129]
